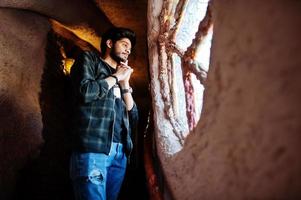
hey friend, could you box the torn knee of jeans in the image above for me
[88,168,104,185]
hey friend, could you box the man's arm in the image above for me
[120,82,134,111]
[70,51,111,103]
[117,61,135,111]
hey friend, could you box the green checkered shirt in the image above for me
[70,51,138,156]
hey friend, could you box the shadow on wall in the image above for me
[13,31,75,200]
[0,95,42,200]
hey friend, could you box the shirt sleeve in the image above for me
[128,102,139,131]
[70,51,109,103]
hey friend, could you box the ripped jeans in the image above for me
[70,143,127,200]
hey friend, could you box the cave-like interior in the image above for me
[1,1,301,200]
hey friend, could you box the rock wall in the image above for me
[148,1,301,199]
[0,8,50,199]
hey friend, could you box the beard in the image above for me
[110,45,126,63]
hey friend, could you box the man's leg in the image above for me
[106,143,127,200]
[70,152,108,200]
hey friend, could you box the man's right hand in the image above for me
[113,63,133,83]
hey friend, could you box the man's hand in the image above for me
[114,61,133,86]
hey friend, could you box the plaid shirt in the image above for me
[70,51,138,156]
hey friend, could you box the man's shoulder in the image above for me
[71,51,103,74]
[79,51,101,61]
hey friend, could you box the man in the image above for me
[69,27,138,200]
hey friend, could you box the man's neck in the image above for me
[102,55,118,69]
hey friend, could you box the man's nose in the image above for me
[125,48,131,54]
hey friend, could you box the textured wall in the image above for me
[0,0,112,37]
[163,1,301,199]
[0,8,50,199]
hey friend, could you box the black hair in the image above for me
[100,27,136,56]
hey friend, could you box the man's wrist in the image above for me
[120,81,130,88]
[110,75,119,84]
[121,87,133,94]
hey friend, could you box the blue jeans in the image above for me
[70,143,127,200]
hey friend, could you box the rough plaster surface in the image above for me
[149,1,301,199]
[0,0,112,37]
[0,8,50,199]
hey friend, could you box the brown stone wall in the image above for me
[162,1,301,199]
[0,8,50,199]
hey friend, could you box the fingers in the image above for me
[117,65,132,73]
[120,60,128,65]
[119,63,131,70]
[115,65,133,82]
[117,63,133,74]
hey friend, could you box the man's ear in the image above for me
[106,39,113,49]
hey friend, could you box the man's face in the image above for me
[110,38,132,63]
